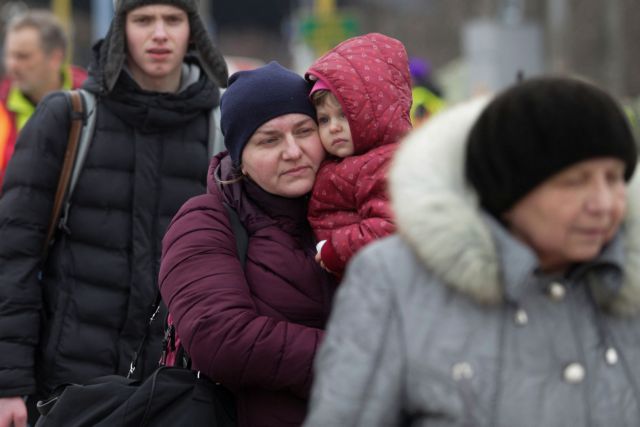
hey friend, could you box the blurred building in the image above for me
[346,0,640,100]
[1,0,639,101]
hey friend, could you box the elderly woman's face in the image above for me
[503,157,627,272]
[241,113,325,197]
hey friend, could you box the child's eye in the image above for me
[317,116,329,125]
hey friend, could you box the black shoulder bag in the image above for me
[34,202,246,427]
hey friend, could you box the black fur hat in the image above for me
[466,76,638,218]
[101,0,228,93]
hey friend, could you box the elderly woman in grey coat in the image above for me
[303,76,640,427]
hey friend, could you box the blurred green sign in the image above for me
[301,13,359,55]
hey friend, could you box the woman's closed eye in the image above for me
[606,169,624,184]
[296,126,316,137]
[558,175,586,186]
[259,137,280,145]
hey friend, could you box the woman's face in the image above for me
[503,157,627,272]
[241,114,325,197]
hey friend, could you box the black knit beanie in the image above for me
[220,61,317,166]
[101,0,228,93]
[466,76,637,218]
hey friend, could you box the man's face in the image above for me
[125,5,190,92]
[3,26,61,96]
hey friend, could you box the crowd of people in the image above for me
[1,1,639,426]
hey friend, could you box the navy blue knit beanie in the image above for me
[466,76,637,218]
[220,61,316,165]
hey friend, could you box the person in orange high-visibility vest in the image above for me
[0,9,87,190]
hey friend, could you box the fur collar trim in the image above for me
[389,97,640,316]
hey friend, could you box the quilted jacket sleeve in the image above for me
[159,194,324,399]
[313,154,396,274]
[304,242,405,426]
[0,93,70,397]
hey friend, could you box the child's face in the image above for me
[316,94,354,158]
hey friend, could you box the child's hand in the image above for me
[315,251,331,272]
[315,241,333,273]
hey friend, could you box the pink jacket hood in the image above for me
[306,32,413,155]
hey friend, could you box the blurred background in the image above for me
[1,0,639,110]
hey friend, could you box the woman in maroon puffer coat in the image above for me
[158,62,338,427]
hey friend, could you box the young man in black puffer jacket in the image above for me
[0,1,228,425]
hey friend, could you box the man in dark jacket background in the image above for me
[0,1,228,425]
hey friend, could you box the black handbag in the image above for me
[34,203,247,427]
[35,366,235,427]
[33,291,237,427]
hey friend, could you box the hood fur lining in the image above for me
[389,97,640,315]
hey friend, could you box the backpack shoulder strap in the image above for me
[208,106,225,157]
[42,90,85,260]
[140,200,248,374]
[171,202,248,368]
[208,88,226,157]
[42,89,97,261]
[59,89,97,232]
[223,202,248,268]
